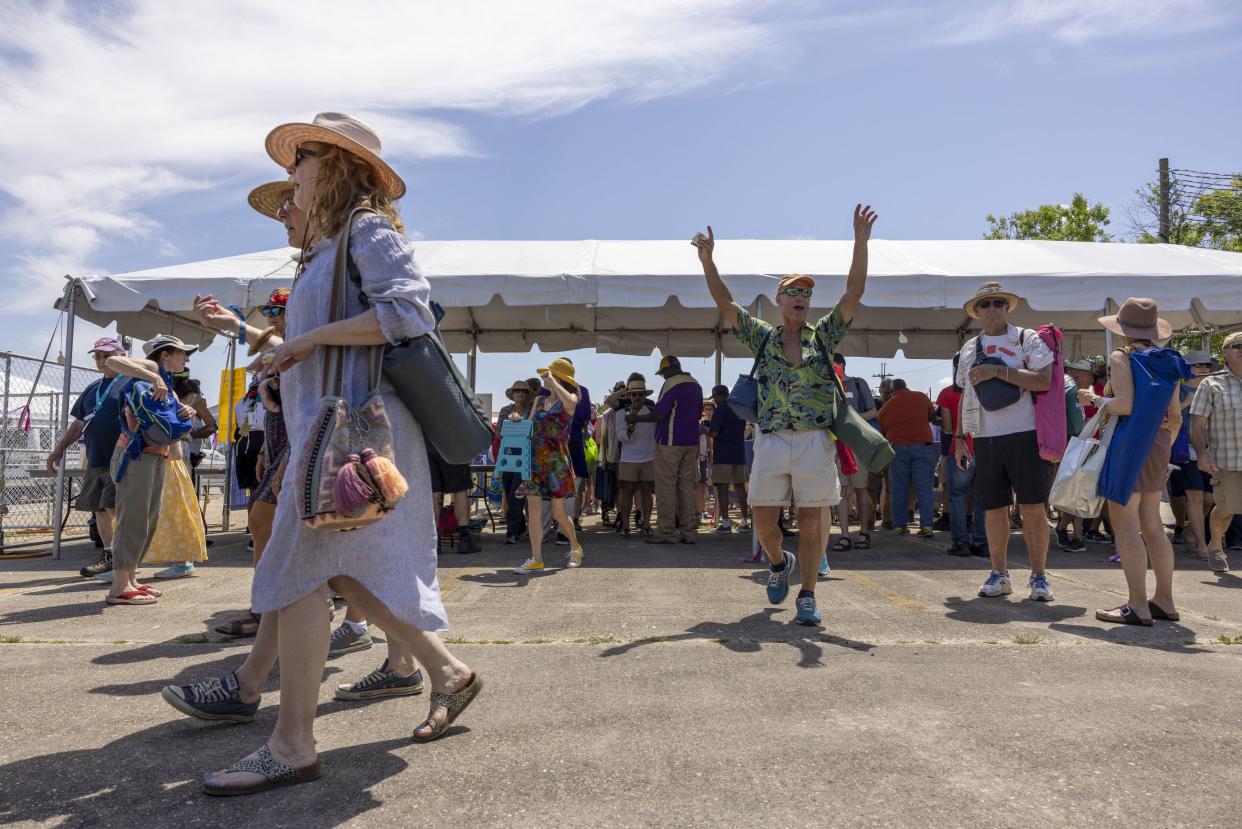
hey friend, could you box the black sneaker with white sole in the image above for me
[80,550,112,578]
[161,671,259,723]
[334,660,426,701]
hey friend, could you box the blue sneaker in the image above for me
[795,594,822,626]
[153,562,196,580]
[978,570,1013,598]
[818,553,831,578]
[1028,573,1054,602]
[766,552,796,605]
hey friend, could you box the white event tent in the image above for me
[46,237,1242,558]
[59,238,1242,367]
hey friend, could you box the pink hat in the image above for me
[88,337,125,355]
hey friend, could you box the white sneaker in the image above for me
[1028,573,1054,602]
[715,519,733,534]
[566,547,584,568]
[513,558,546,575]
[737,520,752,533]
[978,570,1013,598]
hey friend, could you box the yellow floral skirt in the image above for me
[144,459,208,564]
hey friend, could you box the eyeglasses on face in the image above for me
[975,298,1008,311]
[261,306,285,317]
[294,146,319,167]
[1227,344,1242,351]
[780,287,813,298]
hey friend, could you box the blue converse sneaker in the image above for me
[766,552,796,605]
[794,593,822,626]
[161,671,258,723]
[978,570,1013,598]
[153,562,196,580]
[818,553,831,578]
[1028,573,1054,602]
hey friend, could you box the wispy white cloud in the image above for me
[932,0,1237,46]
[0,0,791,310]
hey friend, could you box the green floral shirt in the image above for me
[733,305,849,432]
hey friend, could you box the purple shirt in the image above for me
[653,375,704,447]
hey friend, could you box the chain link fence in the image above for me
[0,352,99,551]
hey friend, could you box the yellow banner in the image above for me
[217,368,248,443]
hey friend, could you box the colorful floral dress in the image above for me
[531,408,573,498]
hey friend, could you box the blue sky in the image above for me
[2,0,1239,406]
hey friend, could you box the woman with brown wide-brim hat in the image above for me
[200,113,479,797]
[1080,297,1190,627]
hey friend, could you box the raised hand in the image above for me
[193,294,239,332]
[853,204,878,243]
[696,225,715,265]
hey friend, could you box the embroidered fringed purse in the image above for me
[296,209,409,531]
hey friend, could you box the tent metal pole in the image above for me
[468,344,477,388]
[714,329,722,387]
[51,278,76,561]
[1103,301,1113,360]
[222,337,236,533]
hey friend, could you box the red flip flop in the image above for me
[136,584,163,597]
[106,589,158,606]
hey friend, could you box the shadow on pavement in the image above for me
[597,607,875,669]
[0,725,413,826]
[1048,621,1211,653]
[942,596,1088,625]
[1201,573,1242,589]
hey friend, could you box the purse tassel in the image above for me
[333,453,376,513]
[361,448,408,504]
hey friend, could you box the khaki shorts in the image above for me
[749,429,840,508]
[712,463,748,485]
[1212,469,1242,515]
[837,461,869,491]
[75,466,117,512]
[619,460,656,483]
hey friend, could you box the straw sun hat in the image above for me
[538,358,578,390]
[247,181,294,221]
[964,281,1020,318]
[265,112,406,200]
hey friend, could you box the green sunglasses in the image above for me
[780,286,813,298]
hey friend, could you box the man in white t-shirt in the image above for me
[953,282,1056,602]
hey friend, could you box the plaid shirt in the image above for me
[733,305,848,432]
[1190,370,1242,471]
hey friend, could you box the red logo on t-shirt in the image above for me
[985,344,1017,357]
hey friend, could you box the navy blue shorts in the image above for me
[1168,461,1209,496]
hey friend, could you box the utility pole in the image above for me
[1158,157,1171,243]
[872,362,891,386]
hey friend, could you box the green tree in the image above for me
[984,193,1112,242]
[1127,174,1242,252]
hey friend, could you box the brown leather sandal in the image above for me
[412,673,483,743]
[202,745,320,797]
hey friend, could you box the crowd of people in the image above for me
[43,111,1241,797]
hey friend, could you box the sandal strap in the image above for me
[225,746,296,782]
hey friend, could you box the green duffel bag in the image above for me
[811,332,895,474]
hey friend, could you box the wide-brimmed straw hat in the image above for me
[265,112,406,200]
[247,181,294,221]
[1099,297,1171,341]
[964,281,1020,318]
[538,358,578,390]
[626,378,652,397]
[505,380,533,401]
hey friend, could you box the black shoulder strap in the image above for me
[747,328,774,380]
[811,330,846,399]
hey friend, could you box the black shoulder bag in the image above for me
[343,208,494,465]
[972,329,1028,412]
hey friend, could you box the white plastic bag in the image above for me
[1050,406,1114,519]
